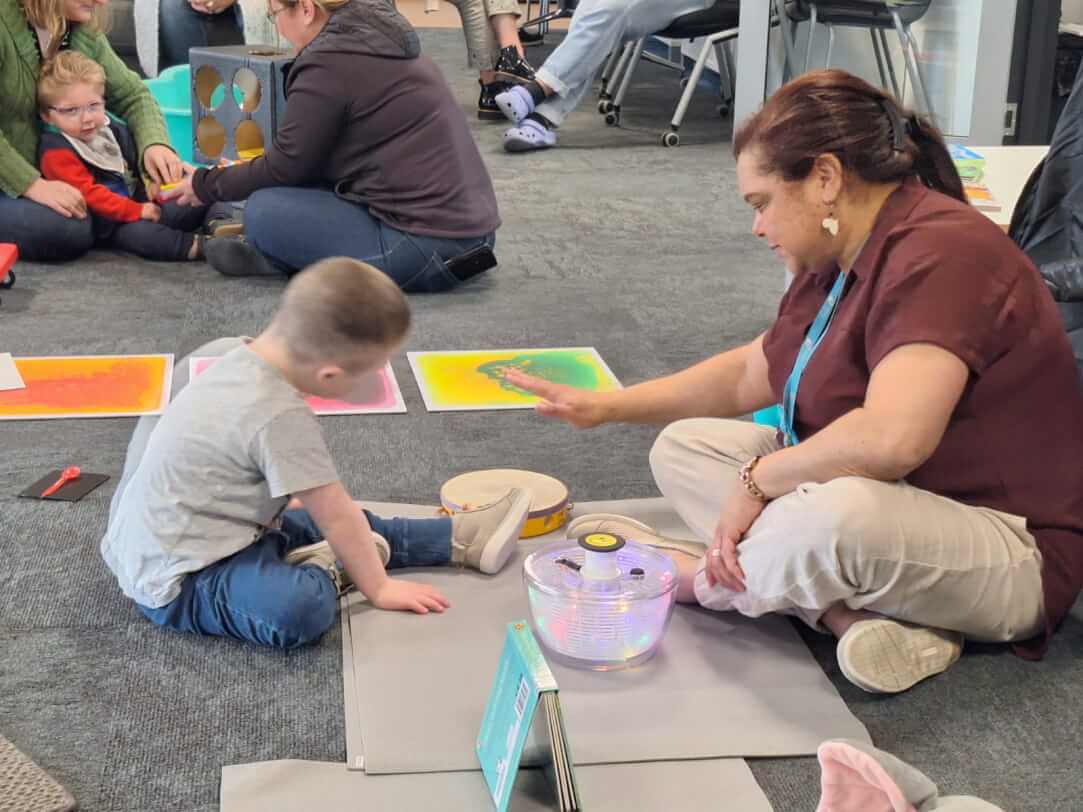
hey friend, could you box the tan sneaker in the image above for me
[284,534,391,595]
[566,513,707,559]
[837,618,963,694]
[450,488,531,574]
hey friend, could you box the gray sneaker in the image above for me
[284,534,391,595]
[450,488,531,574]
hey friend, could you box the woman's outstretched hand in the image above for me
[503,368,609,429]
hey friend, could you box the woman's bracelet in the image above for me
[738,455,770,503]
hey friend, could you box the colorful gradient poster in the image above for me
[407,347,621,412]
[0,354,173,420]
[189,357,406,415]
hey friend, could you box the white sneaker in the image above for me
[837,618,963,694]
[566,513,707,559]
[284,534,391,594]
[450,488,531,574]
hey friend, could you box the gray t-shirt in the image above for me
[101,343,340,608]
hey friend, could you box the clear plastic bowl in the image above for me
[523,538,678,670]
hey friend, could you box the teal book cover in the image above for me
[476,621,558,812]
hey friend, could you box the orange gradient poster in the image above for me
[0,355,173,420]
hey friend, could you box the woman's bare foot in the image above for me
[821,603,878,638]
[672,550,703,604]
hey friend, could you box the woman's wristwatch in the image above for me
[738,455,770,503]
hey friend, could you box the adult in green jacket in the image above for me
[0,0,182,261]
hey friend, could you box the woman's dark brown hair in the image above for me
[733,69,966,204]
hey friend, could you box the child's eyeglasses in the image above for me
[49,102,105,118]
[265,4,289,22]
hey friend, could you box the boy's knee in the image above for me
[272,574,337,649]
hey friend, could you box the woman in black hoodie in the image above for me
[168,0,501,291]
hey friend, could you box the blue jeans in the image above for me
[158,0,244,71]
[0,194,94,262]
[534,0,713,126]
[138,508,453,649]
[244,186,496,292]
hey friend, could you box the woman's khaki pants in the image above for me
[649,419,1044,642]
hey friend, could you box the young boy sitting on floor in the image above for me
[37,51,232,262]
[101,257,531,648]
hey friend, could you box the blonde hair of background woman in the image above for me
[274,0,349,14]
[20,0,110,59]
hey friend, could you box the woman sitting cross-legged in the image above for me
[508,71,1083,694]
[166,0,501,293]
[0,0,184,262]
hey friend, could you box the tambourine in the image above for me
[440,469,570,539]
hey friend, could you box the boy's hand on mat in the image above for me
[504,369,606,428]
[143,145,184,186]
[705,490,765,592]
[370,578,451,615]
[141,203,161,222]
[25,179,86,219]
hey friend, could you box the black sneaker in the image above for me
[478,80,507,121]
[518,28,544,47]
[204,235,286,278]
[494,46,536,85]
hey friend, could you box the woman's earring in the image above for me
[821,212,839,237]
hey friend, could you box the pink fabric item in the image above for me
[816,741,918,812]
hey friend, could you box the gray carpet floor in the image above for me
[1,28,1081,812]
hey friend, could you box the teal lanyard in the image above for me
[779,270,848,447]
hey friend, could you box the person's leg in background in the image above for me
[158,0,244,71]
[648,417,1045,693]
[206,187,496,292]
[498,0,712,151]
[0,195,94,262]
[445,0,535,120]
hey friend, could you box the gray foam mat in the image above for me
[340,597,365,772]
[221,757,774,812]
[0,733,76,812]
[346,499,868,775]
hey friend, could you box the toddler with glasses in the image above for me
[37,51,231,262]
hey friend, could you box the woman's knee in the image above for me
[745,477,888,574]
[18,215,94,263]
[649,418,765,487]
[650,419,718,475]
[243,189,290,252]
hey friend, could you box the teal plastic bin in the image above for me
[752,405,782,428]
[143,64,193,163]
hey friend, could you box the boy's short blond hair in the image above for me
[274,258,411,366]
[38,51,106,111]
